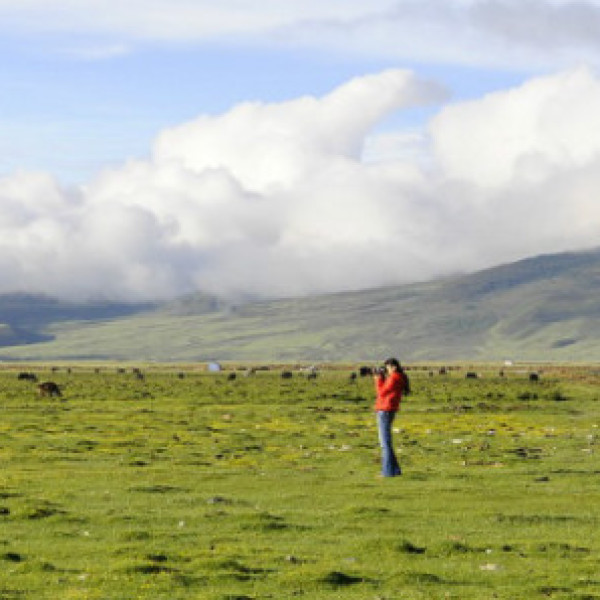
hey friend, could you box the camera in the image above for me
[375,366,387,377]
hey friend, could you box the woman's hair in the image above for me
[384,357,401,370]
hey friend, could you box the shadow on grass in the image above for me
[319,570,367,586]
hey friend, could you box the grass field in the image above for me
[0,363,598,599]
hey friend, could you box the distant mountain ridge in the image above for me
[1,248,599,362]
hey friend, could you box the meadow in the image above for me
[0,363,598,599]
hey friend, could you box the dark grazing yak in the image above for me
[37,381,62,398]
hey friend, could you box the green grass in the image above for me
[0,364,599,599]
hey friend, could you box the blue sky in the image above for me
[1,1,600,300]
[1,38,528,184]
[1,41,392,180]
[0,1,548,184]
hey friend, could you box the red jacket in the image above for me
[374,371,404,412]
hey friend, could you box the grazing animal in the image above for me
[37,381,61,397]
[18,372,37,382]
[306,371,318,380]
[439,367,447,375]
[177,372,185,379]
[359,366,373,377]
[280,371,293,379]
[529,372,540,382]
[349,372,357,382]
[465,372,479,379]
[227,372,237,381]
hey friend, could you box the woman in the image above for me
[374,357,405,477]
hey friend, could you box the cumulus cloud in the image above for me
[424,65,600,267]
[152,70,441,194]
[1,67,600,301]
[430,66,600,187]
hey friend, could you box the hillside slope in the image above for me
[1,248,599,362]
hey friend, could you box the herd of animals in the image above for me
[14,364,541,400]
[17,371,62,397]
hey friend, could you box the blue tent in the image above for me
[207,362,222,372]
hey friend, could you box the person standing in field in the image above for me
[374,357,406,477]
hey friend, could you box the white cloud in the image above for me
[1,67,600,301]
[361,130,431,166]
[420,67,600,270]
[3,1,600,70]
[0,1,395,39]
[152,70,444,195]
[429,66,600,187]
[58,42,132,60]
[282,0,600,70]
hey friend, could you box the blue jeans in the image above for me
[377,411,401,477]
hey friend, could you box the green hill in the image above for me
[1,248,599,362]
